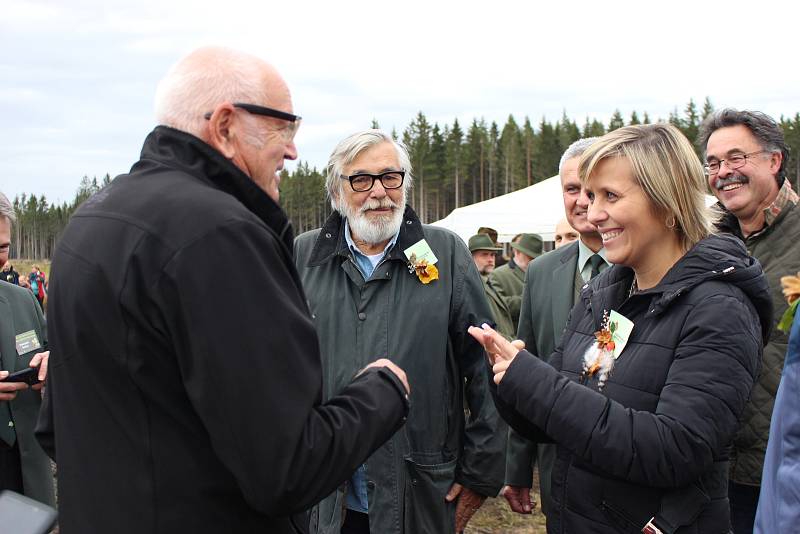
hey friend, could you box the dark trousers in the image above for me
[0,441,24,493]
[341,510,370,534]
[729,481,760,534]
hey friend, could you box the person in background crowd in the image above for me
[35,47,410,534]
[553,217,579,249]
[489,233,542,327]
[295,130,505,534]
[28,266,46,310]
[478,226,507,268]
[476,123,769,533]
[0,192,53,506]
[1,261,19,285]
[699,109,800,533]
[754,273,800,533]
[470,233,516,339]
[504,137,609,518]
[470,233,501,276]
[17,276,31,292]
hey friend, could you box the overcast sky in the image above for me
[2,0,797,205]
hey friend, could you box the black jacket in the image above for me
[35,127,409,534]
[492,234,770,533]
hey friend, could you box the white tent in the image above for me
[432,175,563,243]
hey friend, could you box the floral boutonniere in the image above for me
[408,255,439,284]
[581,310,618,390]
[403,239,440,285]
[778,272,800,333]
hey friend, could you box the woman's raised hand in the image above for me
[468,323,525,384]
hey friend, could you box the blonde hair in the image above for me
[578,123,718,250]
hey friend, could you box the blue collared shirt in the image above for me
[343,219,400,280]
[342,218,401,512]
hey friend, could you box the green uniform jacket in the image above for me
[720,201,800,486]
[506,241,579,515]
[0,282,55,505]
[488,259,525,325]
[295,206,505,534]
[482,275,516,340]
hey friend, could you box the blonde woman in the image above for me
[472,124,771,533]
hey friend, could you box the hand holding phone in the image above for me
[0,367,41,386]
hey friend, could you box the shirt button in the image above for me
[358,312,367,320]
[366,481,376,490]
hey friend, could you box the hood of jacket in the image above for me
[584,233,772,344]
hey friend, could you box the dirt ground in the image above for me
[465,469,546,534]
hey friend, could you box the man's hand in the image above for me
[28,351,49,391]
[361,358,410,395]
[445,482,486,533]
[0,371,30,401]
[502,485,534,514]
[468,323,525,384]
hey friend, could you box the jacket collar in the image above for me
[136,126,295,253]
[582,234,771,340]
[306,205,425,267]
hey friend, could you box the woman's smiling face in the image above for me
[586,156,678,273]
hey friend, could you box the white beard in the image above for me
[341,193,405,246]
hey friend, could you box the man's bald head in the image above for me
[154,47,289,139]
[554,217,579,249]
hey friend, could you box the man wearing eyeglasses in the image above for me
[35,48,411,534]
[294,130,505,534]
[700,109,800,533]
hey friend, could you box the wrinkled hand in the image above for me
[468,323,525,384]
[361,358,410,395]
[502,485,534,514]
[28,351,49,391]
[446,482,486,533]
[0,371,29,401]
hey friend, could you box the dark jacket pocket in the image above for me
[403,455,457,533]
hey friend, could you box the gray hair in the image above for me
[154,47,269,137]
[0,192,16,224]
[559,137,600,173]
[698,109,788,184]
[325,129,413,211]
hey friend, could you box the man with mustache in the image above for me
[503,137,610,518]
[294,129,505,534]
[700,109,800,533]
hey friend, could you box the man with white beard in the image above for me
[294,130,505,534]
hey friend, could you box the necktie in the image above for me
[589,254,604,280]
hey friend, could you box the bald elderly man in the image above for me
[36,47,410,534]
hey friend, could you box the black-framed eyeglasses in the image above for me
[704,150,769,176]
[203,102,302,141]
[341,171,405,192]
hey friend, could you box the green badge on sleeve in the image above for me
[15,330,41,355]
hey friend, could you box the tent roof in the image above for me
[431,175,563,243]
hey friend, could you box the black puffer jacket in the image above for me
[492,234,771,533]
